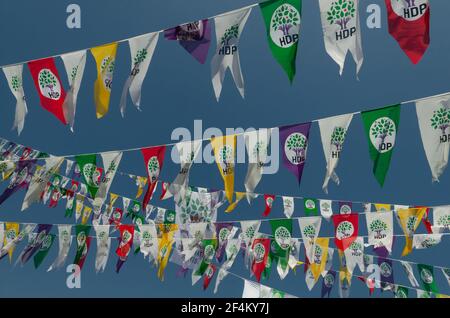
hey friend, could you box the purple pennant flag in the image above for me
[378,257,394,289]
[19,224,53,265]
[116,258,126,273]
[215,222,234,263]
[0,159,36,206]
[338,201,352,214]
[279,123,311,185]
[164,19,211,64]
[321,271,336,298]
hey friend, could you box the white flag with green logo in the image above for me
[244,129,271,202]
[320,199,333,220]
[366,211,393,253]
[432,205,450,231]
[93,151,122,212]
[61,50,86,132]
[318,0,363,75]
[400,261,419,288]
[413,234,442,250]
[211,7,252,101]
[416,94,450,182]
[94,224,110,273]
[120,32,159,117]
[139,221,158,263]
[298,216,321,263]
[2,65,28,135]
[344,236,364,274]
[47,225,72,271]
[318,113,353,193]
[282,196,295,218]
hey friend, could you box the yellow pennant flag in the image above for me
[135,176,148,199]
[374,203,391,212]
[109,193,119,206]
[2,162,16,181]
[75,194,84,221]
[210,135,236,203]
[157,224,178,281]
[81,206,92,225]
[225,192,246,213]
[397,207,426,256]
[310,238,329,281]
[91,42,118,118]
[4,222,19,262]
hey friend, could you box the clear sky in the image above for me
[0,0,448,297]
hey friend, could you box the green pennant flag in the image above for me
[361,104,401,186]
[270,219,292,270]
[195,239,218,276]
[260,0,302,83]
[262,251,274,280]
[75,154,100,198]
[33,234,55,268]
[394,286,409,298]
[73,224,91,265]
[417,264,439,294]
[303,198,318,216]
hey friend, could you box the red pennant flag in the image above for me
[251,238,270,282]
[109,207,123,227]
[160,182,170,200]
[203,264,217,290]
[263,194,275,217]
[385,0,430,64]
[141,146,166,209]
[332,213,358,251]
[416,206,433,234]
[28,58,67,124]
[116,224,135,259]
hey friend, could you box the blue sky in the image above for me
[0,0,448,297]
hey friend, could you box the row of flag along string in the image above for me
[0,0,431,134]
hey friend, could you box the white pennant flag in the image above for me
[47,225,72,271]
[2,65,28,135]
[416,94,450,182]
[442,268,450,287]
[170,140,202,195]
[93,151,122,212]
[365,211,394,253]
[0,223,4,251]
[211,7,251,101]
[320,199,333,221]
[65,159,74,176]
[282,196,295,218]
[318,113,353,193]
[139,221,158,264]
[305,267,318,291]
[413,234,443,249]
[120,32,159,117]
[400,261,420,288]
[214,237,241,294]
[244,129,271,203]
[94,224,110,273]
[433,205,450,231]
[318,0,363,75]
[298,216,322,263]
[240,220,260,269]
[344,236,364,274]
[61,50,86,131]
[21,156,64,211]
[322,248,334,277]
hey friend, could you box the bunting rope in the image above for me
[1,89,449,163]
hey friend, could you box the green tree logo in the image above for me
[219,228,230,242]
[220,24,239,46]
[437,214,450,227]
[330,126,347,151]
[77,232,87,249]
[430,107,450,135]
[326,0,356,30]
[245,226,256,240]
[6,229,16,240]
[302,224,316,239]
[420,268,433,284]
[147,156,160,181]
[253,242,266,263]
[70,66,79,82]
[101,56,115,73]
[369,117,396,153]
[305,199,316,210]
[38,69,61,100]
[284,133,307,164]
[11,75,21,92]
[380,262,392,277]
[271,4,300,36]
[252,141,267,164]
[61,230,70,242]
[40,234,52,251]
[395,289,408,298]
[313,245,323,264]
[82,163,97,187]
[420,237,437,248]
[266,196,274,208]
[406,216,417,232]
[274,226,291,250]
[121,230,132,244]
[218,145,233,164]
[134,49,148,66]
[349,241,362,255]
[324,273,335,287]
[369,219,388,239]
[336,221,354,239]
